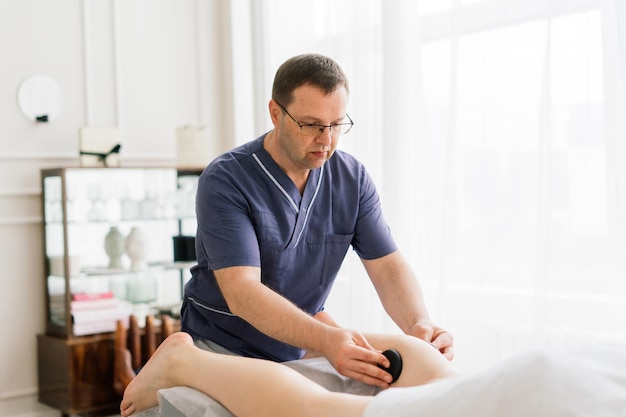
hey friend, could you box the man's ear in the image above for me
[268,99,282,126]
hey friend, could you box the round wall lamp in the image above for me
[17,74,63,123]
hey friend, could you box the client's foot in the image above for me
[120,332,194,417]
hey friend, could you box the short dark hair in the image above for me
[271,53,350,106]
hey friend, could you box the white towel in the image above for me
[363,343,626,417]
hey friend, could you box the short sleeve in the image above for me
[350,164,397,260]
[195,164,261,270]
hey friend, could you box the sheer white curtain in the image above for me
[248,0,626,371]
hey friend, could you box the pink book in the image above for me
[71,291,115,301]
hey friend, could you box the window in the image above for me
[251,0,626,371]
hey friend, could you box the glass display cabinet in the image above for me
[37,166,199,416]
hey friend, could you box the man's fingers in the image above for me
[350,333,390,368]
[327,328,397,387]
[333,343,394,388]
[351,332,375,350]
[431,331,455,360]
[337,360,393,388]
[440,345,455,361]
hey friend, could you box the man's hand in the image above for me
[321,326,394,389]
[411,319,455,360]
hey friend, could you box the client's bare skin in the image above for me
[121,331,460,417]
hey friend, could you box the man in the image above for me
[181,53,453,389]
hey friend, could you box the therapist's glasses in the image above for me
[276,101,354,137]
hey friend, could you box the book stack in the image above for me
[71,291,132,336]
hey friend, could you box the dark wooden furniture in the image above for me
[37,314,177,417]
[37,333,121,417]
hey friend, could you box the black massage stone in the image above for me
[378,349,403,383]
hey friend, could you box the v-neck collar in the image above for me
[252,148,324,248]
[251,147,323,214]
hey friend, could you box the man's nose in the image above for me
[316,126,333,145]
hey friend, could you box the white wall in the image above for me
[0,1,239,416]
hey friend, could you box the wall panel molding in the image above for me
[0,189,40,197]
[0,192,42,226]
[0,154,79,161]
[0,217,41,226]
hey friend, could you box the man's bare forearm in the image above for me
[214,266,331,353]
[363,251,430,334]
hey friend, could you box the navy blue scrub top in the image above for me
[181,134,397,362]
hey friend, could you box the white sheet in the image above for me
[363,343,626,417]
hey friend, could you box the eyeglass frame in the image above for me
[275,101,354,136]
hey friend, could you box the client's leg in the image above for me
[121,331,461,417]
[120,332,371,417]
[365,332,461,387]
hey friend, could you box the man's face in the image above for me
[271,84,349,174]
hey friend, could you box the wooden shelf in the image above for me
[38,167,198,416]
[37,333,121,416]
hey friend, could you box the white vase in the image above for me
[125,226,149,271]
[104,226,125,269]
